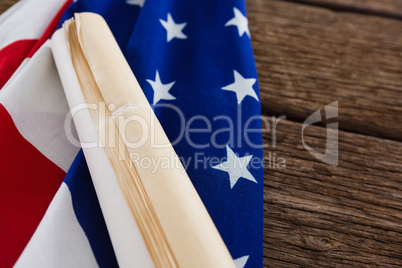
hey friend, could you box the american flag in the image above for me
[0,0,263,267]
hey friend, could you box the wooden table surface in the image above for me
[246,0,402,267]
[1,0,401,267]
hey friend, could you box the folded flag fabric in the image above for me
[0,0,263,267]
[0,0,71,89]
[0,40,80,267]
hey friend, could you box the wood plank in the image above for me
[262,116,402,267]
[280,0,402,20]
[247,0,402,141]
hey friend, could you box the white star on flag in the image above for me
[146,70,176,105]
[234,255,249,268]
[225,7,250,37]
[213,145,257,189]
[222,70,258,105]
[125,0,145,7]
[160,13,188,42]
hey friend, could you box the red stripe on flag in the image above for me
[0,104,66,267]
[0,39,37,89]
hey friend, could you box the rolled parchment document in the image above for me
[52,12,235,268]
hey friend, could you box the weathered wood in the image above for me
[247,0,402,141]
[262,116,402,267]
[279,0,402,20]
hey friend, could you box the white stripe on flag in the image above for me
[0,0,24,25]
[0,41,79,172]
[1,58,30,89]
[0,0,65,50]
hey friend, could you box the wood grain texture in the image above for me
[247,0,402,141]
[262,116,402,267]
[280,0,402,19]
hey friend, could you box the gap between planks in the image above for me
[276,0,402,20]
